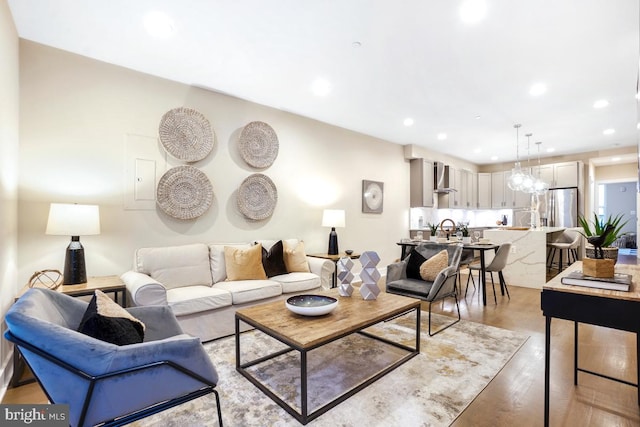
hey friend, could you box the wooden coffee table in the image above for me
[235,290,421,424]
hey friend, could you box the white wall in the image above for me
[0,0,20,394]
[17,41,410,287]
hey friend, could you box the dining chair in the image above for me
[466,242,511,304]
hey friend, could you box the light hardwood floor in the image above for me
[4,258,640,426]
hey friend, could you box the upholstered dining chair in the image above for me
[386,243,463,336]
[466,242,511,304]
[546,228,582,272]
[4,288,223,427]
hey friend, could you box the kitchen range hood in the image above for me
[434,161,457,193]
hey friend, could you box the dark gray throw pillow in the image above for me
[406,250,427,280]
[78,290,145,345]
[260,240,289,277]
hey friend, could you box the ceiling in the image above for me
[7,0,640,165]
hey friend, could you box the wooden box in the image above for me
[582,258,615,278]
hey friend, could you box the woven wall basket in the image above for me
[237,173,277,220]
[238,121,279,168]
[156,166,213,220]
[159,107,214,162]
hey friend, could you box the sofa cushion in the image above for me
[259,240,288,277]
[272,272,320,293]
[224,244,268,281]
[135,243,212,289]
[283,240,310,273]
[420,250,449,281]
[213,280,282,304]
[78,290,145,345]
[166,286,233,317]
[209,243,251,283]
[406,249,427,280]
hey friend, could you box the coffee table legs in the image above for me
[235,308,420,425]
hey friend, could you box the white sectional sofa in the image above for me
[121,239,334,341]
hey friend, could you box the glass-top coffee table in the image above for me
[235,290,420,424]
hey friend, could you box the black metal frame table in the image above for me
[235,291,421,425]
[541,262,640,427]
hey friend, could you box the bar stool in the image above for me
[547,228,581,272]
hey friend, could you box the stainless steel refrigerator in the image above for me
[539,187,578,227]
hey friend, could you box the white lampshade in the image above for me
[322,209,345,228]
[46,203,101,236]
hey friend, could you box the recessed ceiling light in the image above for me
[437,133,447,140]
[473,148,482,153]
[311,78,331,97]
[529,83,547,96]
[352,41,362,48]
[546,147,555,153]
[603,128,615,135]
[611,157,621,162]
[475,115,481,120]
[490,155,498,161]
[459,0,488,24]
[403,118,414,127]
[143,11,175,38]
[593,99,609,109]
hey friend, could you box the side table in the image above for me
[11,275,126,387]
[308,253,360,288]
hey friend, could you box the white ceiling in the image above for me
[8,0,640,165]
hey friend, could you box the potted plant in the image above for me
[457,222,471,243]
[427,222,438,241]
[578,212,628,277]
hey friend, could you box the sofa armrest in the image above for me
[306,256,335,290]
[121,271,167,307]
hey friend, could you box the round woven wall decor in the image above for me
[156,166,213,220]
[238,121,279,168]
[158,107,214,162]
[237,173,277,220]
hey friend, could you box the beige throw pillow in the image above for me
[224,244,268,281]
[283,240,310,273]
[419,250,449,282]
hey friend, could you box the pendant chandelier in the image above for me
[507,124,526,191]
[533,141,549,194]
[520,133,536,193]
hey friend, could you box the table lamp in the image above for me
[322,209,345,255]
[46,203,101,285]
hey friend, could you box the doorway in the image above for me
[597,181,637,249]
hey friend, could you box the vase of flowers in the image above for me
[457,222,471,243]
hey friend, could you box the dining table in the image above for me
[396,240,499,306]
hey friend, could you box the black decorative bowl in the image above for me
[345,249,354,255]
[285,294,338,316]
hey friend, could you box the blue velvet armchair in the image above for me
[4,288,223,427]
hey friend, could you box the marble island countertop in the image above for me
[488,226,566,233]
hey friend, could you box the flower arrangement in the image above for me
[456,222,469,237]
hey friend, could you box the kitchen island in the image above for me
[483,227,566,289]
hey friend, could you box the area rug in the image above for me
[133,313,528,427]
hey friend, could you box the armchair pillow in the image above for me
[406,250,427,280]
[78,290,145,345]
[419,249,449,281]
[283,240,310,273]
[224,244,268,281]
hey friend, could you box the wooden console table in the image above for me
[541,262,640,426]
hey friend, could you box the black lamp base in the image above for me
[63,236,87,285]
[328,227,339,255]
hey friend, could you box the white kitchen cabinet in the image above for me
[410,158,434,207]
[477,172,492,209]
[536,161,580,188]
[492,171,508,208]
